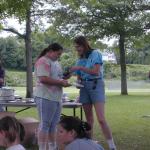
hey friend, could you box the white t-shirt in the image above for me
[65,138,104,150]
[34,56,63,101]
[6,144,26,150]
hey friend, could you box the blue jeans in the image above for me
[35,97,61,133]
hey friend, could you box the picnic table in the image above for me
[0,98,83,120]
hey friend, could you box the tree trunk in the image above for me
[119,34,128,95]
[25,8,33,98]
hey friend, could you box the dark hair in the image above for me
[38,43,63,59]
[0,116,25,143]
[74,36,92,50]
[74,36,93,58]
[59,116,91,139]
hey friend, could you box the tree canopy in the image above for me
[48,0,150,95]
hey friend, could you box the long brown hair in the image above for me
[74,36,93,58]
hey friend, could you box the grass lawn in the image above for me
[4,87,150,150]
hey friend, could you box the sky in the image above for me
[0,18,116,46]
[0,18,25,37]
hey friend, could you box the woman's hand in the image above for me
[70,64,100,76]
[62,74,71,79]
[39,76,71,87]
[70,66,83,72]
[60,79,71,87]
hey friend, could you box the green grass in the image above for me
[4,87,150,150]
[99,93,150,150]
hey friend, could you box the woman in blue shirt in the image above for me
[70,36,116,150]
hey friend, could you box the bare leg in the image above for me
[94,102,112,139]
[94,102,116,149]
[82,104,94,137]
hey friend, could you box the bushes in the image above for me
[5,70,26,87]
[104,63,120,79]
[126,64,150,80]
[104,63,150,81]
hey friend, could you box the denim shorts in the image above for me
[79,79,105,104]
[35,97,61,133]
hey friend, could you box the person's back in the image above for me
[0,62,5,111]
[65,138,104,150]
[6,144,25,150]
[0,62,5,88]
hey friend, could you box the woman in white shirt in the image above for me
[0,116,26,150]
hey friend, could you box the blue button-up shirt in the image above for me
[75,49,103,80]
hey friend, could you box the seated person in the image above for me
[56,116,104,150]
[0,61,5,88]
[0,61,5,112]
[0,116,26,150]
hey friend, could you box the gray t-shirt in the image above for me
[6,144,26,150]
[34,56,63,101]
[65,138,104,150]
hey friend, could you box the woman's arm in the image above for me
[39,76,71,87]
[70,64,100,76]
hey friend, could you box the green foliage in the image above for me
[126,33,150,65]
[104,63,120,79]
[49,0,150,95]
[0,37,26,69]
[0,32,77,71]
[60,52,77,69]
[0,0,31,20]
[31,29,77,69]
[126,64,150,80]
[50,0,150,39]
[104,63,150,80]
[5,70,26,86]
